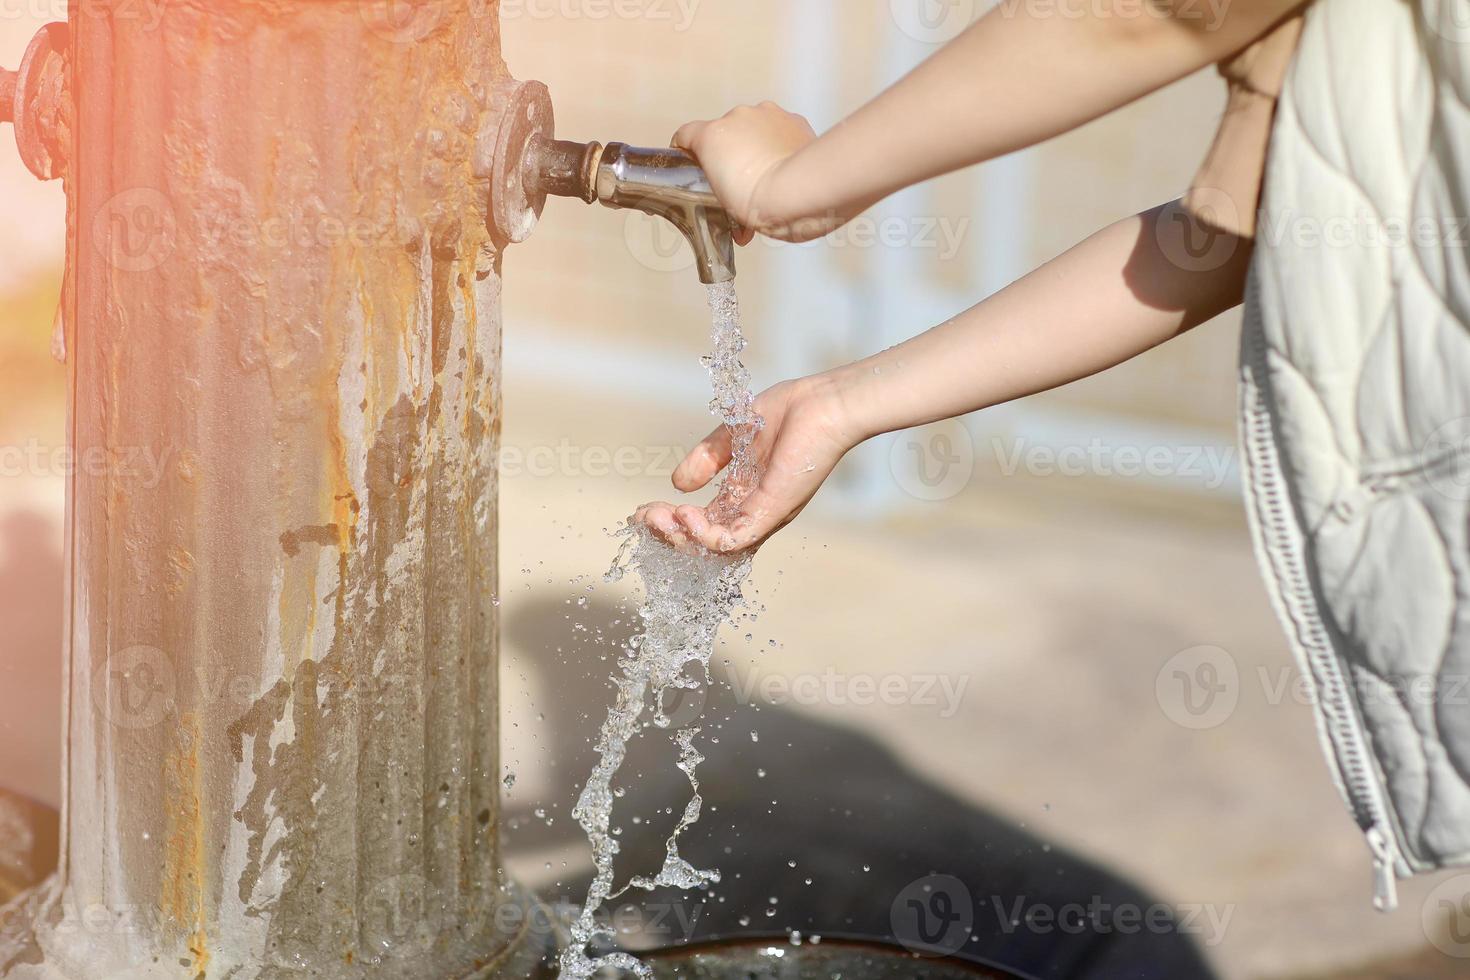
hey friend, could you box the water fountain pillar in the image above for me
[0,2,555,976]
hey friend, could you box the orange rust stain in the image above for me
[165,546,195,596]
[162,711,210,976]
[176,448,199,484]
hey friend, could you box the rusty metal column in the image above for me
[0,1,556,977]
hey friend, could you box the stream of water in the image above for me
[557,282,764,980]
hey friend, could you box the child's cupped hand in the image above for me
[633,375,862,555]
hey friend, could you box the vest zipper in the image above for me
[1240,290,1407,912]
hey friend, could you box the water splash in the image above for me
[558,282,763,979]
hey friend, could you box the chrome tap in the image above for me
[525,136,737,284]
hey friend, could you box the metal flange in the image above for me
[486,79,554,245]
[3,22,69,181]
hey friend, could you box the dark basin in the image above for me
[645,938,1029,979]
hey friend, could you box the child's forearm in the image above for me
[759,1,1302,230]
[829,202,1252,441]
[638,204,1251,553]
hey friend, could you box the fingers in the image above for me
[708,484,788,552]
[671,120,709,152]
[734,224,757,247]
[681,429,839,553]
[672,424,734,493]
[673,505,736,553]
[672,467,817,555]
[631,502,699,553]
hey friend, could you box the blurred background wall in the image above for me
[0,3,67,815]
[502,0,1242,517]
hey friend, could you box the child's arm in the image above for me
[674,0,1303,241]
[634,201,1251,553]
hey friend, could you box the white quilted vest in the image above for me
[1244,0,1470,911]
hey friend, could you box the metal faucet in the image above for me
[524,136,737,284]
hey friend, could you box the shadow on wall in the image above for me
[0,510,63,812]
[503,596,1220,980]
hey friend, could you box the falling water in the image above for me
[557,282,764,980]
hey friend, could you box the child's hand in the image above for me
[633,375,860,554]
[672,103,830,244]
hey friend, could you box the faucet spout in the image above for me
[526,136,737,284]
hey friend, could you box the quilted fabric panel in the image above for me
[1251,0,1470,872]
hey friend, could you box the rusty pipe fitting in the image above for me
[484,79,555,245]
[523,134,737,285]
[486,84,737,284]
[3,22,68,180]
[525,136,602,205]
